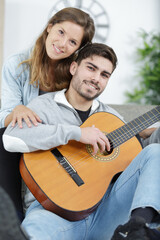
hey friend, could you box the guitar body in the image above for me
[20,112,142,221]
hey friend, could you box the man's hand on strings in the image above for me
[80,125,110,155]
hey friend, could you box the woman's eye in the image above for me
[70,40,77,46]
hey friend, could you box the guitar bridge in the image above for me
[51,148,84,187]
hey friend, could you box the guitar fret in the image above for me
[125,121,137,135]
[122,124,135,136]
[108,129,123,147]
[107,106,160,148]
[109,131,119,140]
[132,117,145,131]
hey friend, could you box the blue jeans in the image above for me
[22,144,160,240]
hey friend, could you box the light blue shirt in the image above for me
[0,50,39,127]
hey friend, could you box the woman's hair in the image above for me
[22,7,95,91]
[75,43,118,72]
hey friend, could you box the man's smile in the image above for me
[83,80,100,91]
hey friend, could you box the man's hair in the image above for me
[75,43,118,72]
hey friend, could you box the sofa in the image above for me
[109,104,157,122]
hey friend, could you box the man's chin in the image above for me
[82,93,99,101]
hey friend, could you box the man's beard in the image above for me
[78,79,103,100]
[78,88,102,101]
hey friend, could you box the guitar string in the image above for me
[99,107,160,149]
[56,149,97,177]
[70,113,159,158]
[60,113,160,170]
[62,115,160,165]
[55,112,160,183]
[61,114,160,167]
[62,150,92,169]
[107,114,160,148]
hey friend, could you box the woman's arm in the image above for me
[0,52,41,128]
[4,105,42,128]
[0,54,26,127]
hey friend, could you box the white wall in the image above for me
[2,0,160,104]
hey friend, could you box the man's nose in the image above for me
[92,72,101,82]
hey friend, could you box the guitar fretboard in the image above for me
[107,106,160,148]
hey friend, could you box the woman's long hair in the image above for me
[22,7,95,91]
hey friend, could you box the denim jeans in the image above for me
[22,144,160,240]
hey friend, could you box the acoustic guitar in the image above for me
[20,106,160,221]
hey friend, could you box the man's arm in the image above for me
[2,95,81,153]
[3,121,81,153]
[3,95,111,154]
[139,128,157,139]
[3,121,111,155]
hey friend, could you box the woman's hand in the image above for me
[80,125,110,155]
[12,105,42,128]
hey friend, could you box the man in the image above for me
[2,43,160,240]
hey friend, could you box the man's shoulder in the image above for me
[97,101,125,121]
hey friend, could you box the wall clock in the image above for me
[48,0,110,43]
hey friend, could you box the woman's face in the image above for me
[45,21,84,61]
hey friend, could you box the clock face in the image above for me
[48,0,110,43]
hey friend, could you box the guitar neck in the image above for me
[107,106,160,148]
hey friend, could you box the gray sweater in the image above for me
[3,89,124,210]
[3,89,124,153]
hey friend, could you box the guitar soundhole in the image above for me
[86,132,120,162]
[103,138,113,156]
[86,143,119,162]
[103,147,113,156]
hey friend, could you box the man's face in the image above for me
[69,55,113,100]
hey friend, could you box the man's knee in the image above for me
[144,143,160,159]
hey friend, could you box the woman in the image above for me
[0,7,95,128]
[0,7,95,220]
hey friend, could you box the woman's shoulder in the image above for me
[2,49,32,77]
[3,49,31,66]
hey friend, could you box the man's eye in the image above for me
[102,73,110,79]
[59,30,64,35]
[87,66,94,71]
